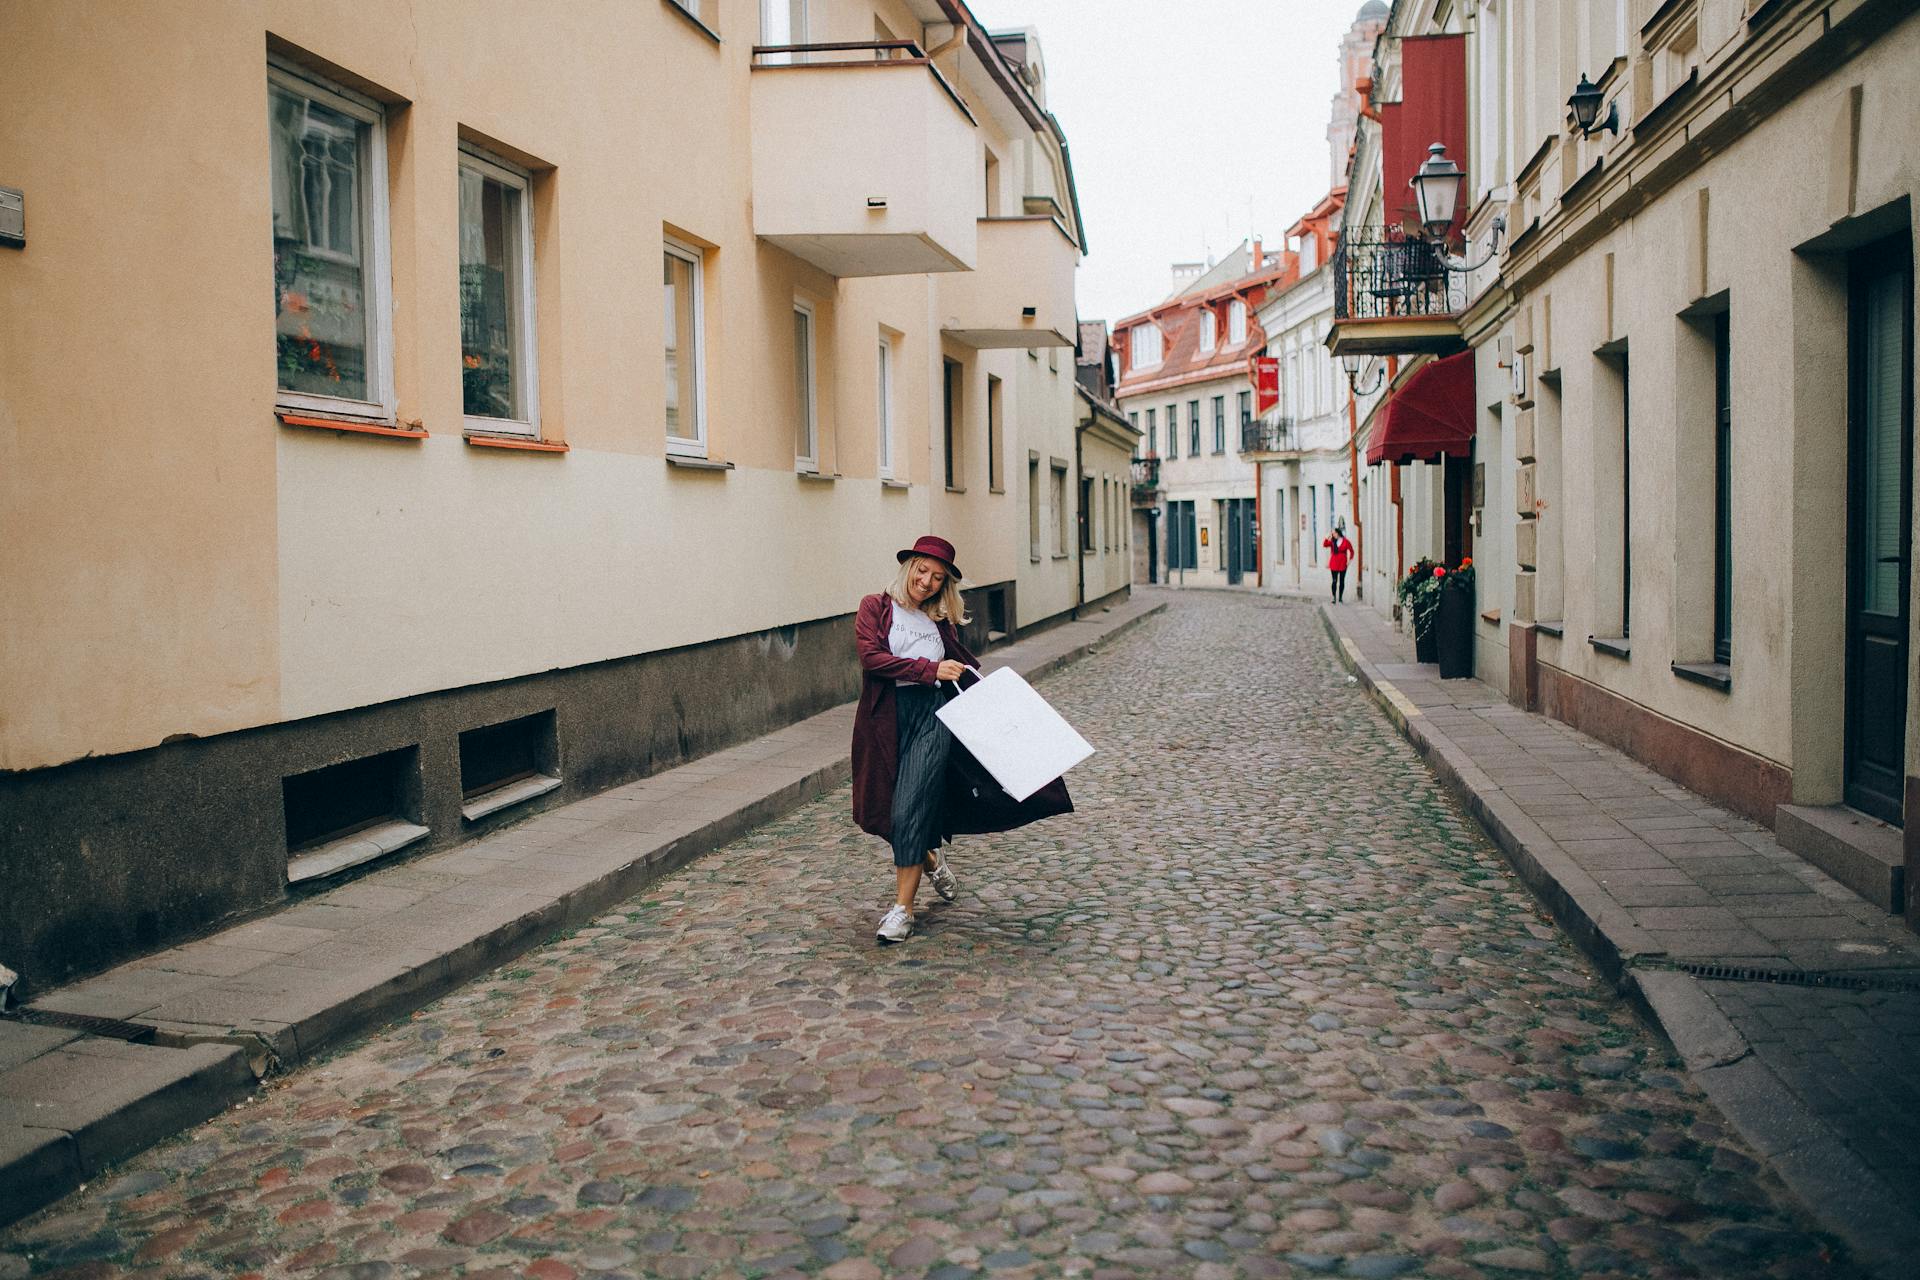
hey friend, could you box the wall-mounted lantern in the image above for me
[1568,74,1619,136]
[1406,142,1504,269]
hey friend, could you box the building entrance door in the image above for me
[1223,499,1256,584]
[1845,238,1913,825]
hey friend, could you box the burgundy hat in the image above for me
[897,535,961,579]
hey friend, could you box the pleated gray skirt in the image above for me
[890,684,952,867]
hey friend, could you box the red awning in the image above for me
[1366,351,1476,466]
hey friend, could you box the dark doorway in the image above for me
[1845,236,1913,824]
[1145,512,1160,584]
[1443,454,1474,568]
[1223,498,1257,584]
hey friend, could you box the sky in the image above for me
[963,0,1371,325]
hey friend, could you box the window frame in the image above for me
[793,299,819,471]
[1188,399,1201,456]
[1212,395,1226,454]
[1229,299,1247,346]
[1200,309,1217,354]
[458,141,541,437]
[269,58,396,423]
[664,236,708,456]
[876,332,897,480]
[1165,402,1179,459]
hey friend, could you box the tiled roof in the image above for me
[1077,320,1108,367]
[1113,260,1301,397]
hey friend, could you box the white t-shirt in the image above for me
[888,602,944,685]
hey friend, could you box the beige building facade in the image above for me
[0,0,1101,992]
[1336,0,1920,920]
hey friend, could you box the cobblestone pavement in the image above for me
[1,594,1857,1279]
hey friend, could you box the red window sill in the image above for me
[278,412,427,440]
[465,434,569,454]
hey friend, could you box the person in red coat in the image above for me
[851,535,1070,944]
[1323,522,1355,604]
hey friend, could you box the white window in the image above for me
[1199,310,1217,354]
[793,301,817,469]
[269,60,394,419]
[664,238,705,453]
[877,333,897,478]
[1130,324,1163,369]
[1229,299,1247,346]
[458,144,538,433]
[1051,463,1069,556]
[761,0,808,58]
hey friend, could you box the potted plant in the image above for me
[1398,559,1440,663]
[1435,557,1476,679]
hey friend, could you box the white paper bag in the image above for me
[936,666,1095,802]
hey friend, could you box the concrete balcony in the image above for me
[750,42,979,278]
[937,215,1077,349]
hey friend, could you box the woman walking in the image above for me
[1323,522,1355,604]
[852,536,974,944]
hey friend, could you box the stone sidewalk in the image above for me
[1319,599,1920,1278]
[0,596,1163,1230]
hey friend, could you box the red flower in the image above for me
[1433,567,1447,578]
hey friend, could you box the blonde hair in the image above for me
[888,555,971,626]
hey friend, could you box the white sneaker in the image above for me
[875,904,913,945]
[927,857,958,903]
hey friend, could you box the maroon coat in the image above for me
[851,592,1072,842]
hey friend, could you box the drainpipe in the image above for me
[924,23,966,61]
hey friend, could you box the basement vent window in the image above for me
[460,709,562,821]
[283,747,428,885]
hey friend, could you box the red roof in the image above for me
[1113,261,1296,396]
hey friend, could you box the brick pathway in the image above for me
[1,594,1860,1279]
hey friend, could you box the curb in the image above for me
[0,600,1165,1232]
[1317,604,1919,1280]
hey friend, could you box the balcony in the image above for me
[1327,231,1468,358]
[938,216,1077,349]
[750,42,979,278]
[1130,454,1160,503]
[1241,416,1294,455]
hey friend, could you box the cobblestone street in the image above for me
[0,594,1856,1279]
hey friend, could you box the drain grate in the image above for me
[8,1008,158,1043]
[1667,962,1920,995]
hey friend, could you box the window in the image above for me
[1229,299,1247,346]
[877,334,897,478]
[270,61,392,416]
[664,239,705,452]
[459,144,538,432]
[1167,500,1198,570]
[1237,391,1252,448]
[1275,488,1287,563]
[1188,400,1201,457]
[1200,310,1217,354]
[1080,475,1095,552]
[760,0,807,50]
[988,375,1004,491]
[1165,403,1179,458]
[943,359,962,488]
[793,302,817,468]
[1130,325,1163,369]
[1212,396,1226,453]
[1309,486,1319,564]
[1145,408,1157,456]
[1128,411,1140,453]
[1713,312,1731,664]
[1051,463,1069,556]
[1029,455,1041,559]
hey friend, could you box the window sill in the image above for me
[1672,660,1731,692]
[1481,607,1502,625]
[666,454,734,472]
[1535,620,1565,638]
[461,773,562,822]
[1030,554,1042,564]
[278,411,427,441]
[288,819,430,886]
[946,485,967,494]
[881,478,910,491]
[661,0,722,43]
[466,432,568,453]
[1052,552,1070,561]
[990,485,1006,495]
[797,469,840,483]
[1590,635,1631,660]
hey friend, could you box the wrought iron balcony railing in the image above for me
[1332,231,1467,323]
[1130,454,1160,498]
[1241,417,1294,453]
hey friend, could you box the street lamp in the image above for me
[1567,74,1619,136]
[1406,141,1504,269]
[1342,353,1386,396]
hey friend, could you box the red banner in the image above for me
[1254,357,1280,414]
